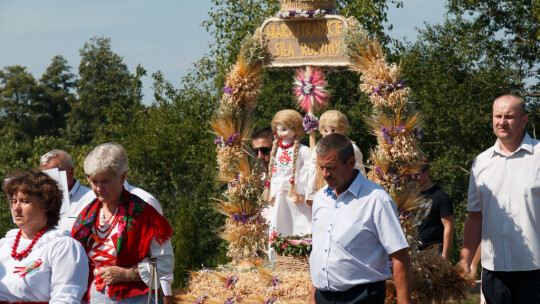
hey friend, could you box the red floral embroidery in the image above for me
[272,166,277,173]
[278,150,292,165]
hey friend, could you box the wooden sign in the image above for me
[261,16,349,68]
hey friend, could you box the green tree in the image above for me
[65,36,138,145]
[0,66,38,138]
[33,55,76,136]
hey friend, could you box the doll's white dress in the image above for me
[269,139,311,238]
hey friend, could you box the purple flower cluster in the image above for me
[232,212,249,223]
[222,82,233,94]
[194,294,208,304]
[277,9,336,19]
[301,76,315,96]
[215,133,240,147]
[370,79,406,97]
[380,124,405,145]
[224,297,238,304]
[271,276,281,288]
[374,167,415,187]
[232,212,262,224]
[225,274,238,289]
[264,298,277,304]
[303,113,319,133]
[201,268,214,273]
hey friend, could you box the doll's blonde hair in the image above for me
[268,109,305,196]
[319,110,349,135]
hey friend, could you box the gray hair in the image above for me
[40,150,74,170]
[84,143,128,177]
[316,133,354,164]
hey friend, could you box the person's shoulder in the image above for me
[43,229,82,246]
[129,186,155,201]
[2,228,19,239]
[359,177,388,196]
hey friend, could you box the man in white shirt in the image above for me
[40,150,95,231]
[460,95,540,303]
[309,134,411,304]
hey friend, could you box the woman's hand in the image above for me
[98,266,136,285]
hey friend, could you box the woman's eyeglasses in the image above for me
[252,147,271,155]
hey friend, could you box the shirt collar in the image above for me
[69,179,81,199]
[491,132,534,157]
[324,169,363,201]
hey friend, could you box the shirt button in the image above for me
[325,249,327,252]
[322,268,325,271]
[335,206,338,209]
[328,230,330,233]
[330,224,333,226]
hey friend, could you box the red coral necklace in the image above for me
[279,140,294,149]
[95,206,119,238]
[12,224,50,261]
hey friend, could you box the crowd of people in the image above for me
[0,143,174,303]
[0,94,538,304]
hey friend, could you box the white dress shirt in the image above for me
[58,179,96,231]
[310,171,409,291]
[0,228,89,302]
[468,133,540,271]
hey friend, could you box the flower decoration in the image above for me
[380,124,405,145]
[293,66,328,113]
[271,276,281,288]
[277,8,337,19]
[370,79,406,97]
[303,113,319,133]
[270,233,312,257]
[224,297,239,304]
[194,294,208,304]
[222,82,233,95]
[225,274,238,289]
[264,298,277,304]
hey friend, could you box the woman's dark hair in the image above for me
[2,169,63,226]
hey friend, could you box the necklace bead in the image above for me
[278,140,294,149]
[12,225,50,261]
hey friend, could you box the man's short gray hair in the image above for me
[84,143,128,178]
[40,150,74,170]
[316,133,354,164]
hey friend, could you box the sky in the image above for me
[0,0,447,105]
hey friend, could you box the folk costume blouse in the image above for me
[0,228,89,303]
[269,139,311,237]
[72,189,173,301]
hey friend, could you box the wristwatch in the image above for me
[130,266,136,280]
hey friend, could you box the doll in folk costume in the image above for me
[306,110,367,202]
[267,110,311,240]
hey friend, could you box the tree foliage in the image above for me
[2,0,540,287]
[65,36,139,145]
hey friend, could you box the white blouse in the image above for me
[0,228,89,303]
[270,140,310,197]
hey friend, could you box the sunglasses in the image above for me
[252,147,271,155]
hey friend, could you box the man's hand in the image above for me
[309,285,316,304]
[459,212,482,276]
[389,248,412,304]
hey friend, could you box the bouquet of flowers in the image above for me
[270,232,312,257]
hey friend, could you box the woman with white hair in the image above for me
[72,142,173,303]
